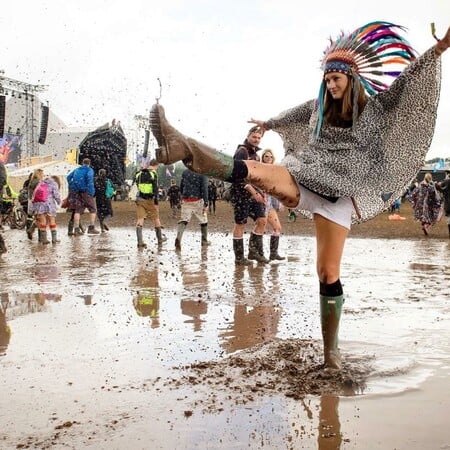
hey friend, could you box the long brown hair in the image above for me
[323,75,367,127]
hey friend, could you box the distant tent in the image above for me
[78,121,127,187]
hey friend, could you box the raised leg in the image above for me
[149,104,300,208]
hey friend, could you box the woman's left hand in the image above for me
[435,26,450,56]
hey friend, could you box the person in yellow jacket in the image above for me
[134,158,166,248]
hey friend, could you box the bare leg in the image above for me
[314,214,348,283]
[232,223,245,239]
[266,209,282,235]
[253,216,266,235]
[244,160,300,208]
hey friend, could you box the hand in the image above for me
[253,192,265,204]
[248,118,268,131]
[435,26,450,56]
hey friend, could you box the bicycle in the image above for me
[0,198,27,230]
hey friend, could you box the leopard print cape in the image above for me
[267,47,441,224]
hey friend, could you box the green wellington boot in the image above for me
[320,294,344,370]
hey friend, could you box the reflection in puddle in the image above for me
[181,299,207,332]
[318,395,342,449]
[219,304,282,353]
[133,289,160,328]
[0,231,449,448]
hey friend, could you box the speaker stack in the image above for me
[0,95,5,138]
[38,104,49,144]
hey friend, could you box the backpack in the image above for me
[33,182,49,203]
[136,170,156,198]
[105,179,114,199]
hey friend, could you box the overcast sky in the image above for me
[2,0,449,161]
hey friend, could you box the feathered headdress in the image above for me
[315,21,416,137]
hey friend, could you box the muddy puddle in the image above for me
[0,228,449,449]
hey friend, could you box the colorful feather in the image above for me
[315,21,416,138]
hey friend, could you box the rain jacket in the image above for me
[67,165,95,196]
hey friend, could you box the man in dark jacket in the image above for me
[437,170,450,237]
[0,162,7,253]
[167,179,181,217]
[230,126,268,265]
[175,168,209,250]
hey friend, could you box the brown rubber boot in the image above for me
[150,104,234,180]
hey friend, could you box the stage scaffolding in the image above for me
[0,70,47,159]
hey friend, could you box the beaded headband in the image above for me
[315,21,416,137]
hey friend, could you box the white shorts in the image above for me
[296,185,354,230]
[180,199,208,224]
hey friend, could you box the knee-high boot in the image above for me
[0,233,6,254]
[136,226,147,248]
[269,235,285,260]
[67,219,74,236]
[248,232,269,263]
[38,228,50,245]
[51,228,60,244]
[233,238,251,265]
[200,223,210,246]
[150,104,236,180]
[155,227,167,245]
[448,224,450,237]
[320,294,344,369]
[175,221,187,249]
[27,217,36,240]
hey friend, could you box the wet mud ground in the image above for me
[0,201,449,449]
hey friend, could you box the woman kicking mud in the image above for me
[150,22,450,369]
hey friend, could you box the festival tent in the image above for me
[7,160,80,211]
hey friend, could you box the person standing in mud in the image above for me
[260,149,285,261]
[94,169,113,232]
[29,175,62,244]
[0,161,7,254]
[25,169,45,240]
[208,179,218,215]
[230,126,268,265]
[149,22,450,369]
[411,172,443,235]
[67,158,100,235]
[175,167,209,250]
[167,179,181,217]
[134,158,166,248]
[436,170,450,237]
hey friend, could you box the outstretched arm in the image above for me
[248,99,316,132]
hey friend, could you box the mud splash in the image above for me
[159,338,372,413]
